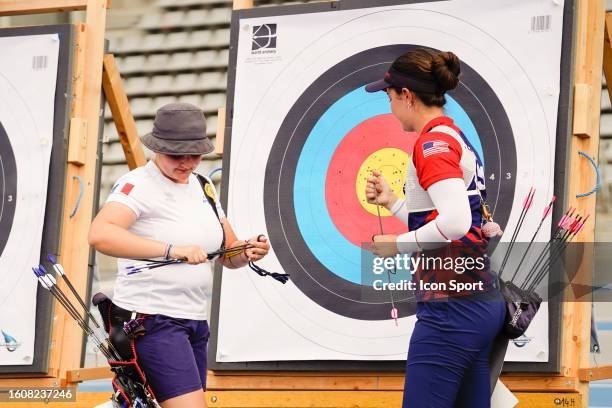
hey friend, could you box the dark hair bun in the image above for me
[431,51,460,93]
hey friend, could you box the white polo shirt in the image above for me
[106,160,225,320]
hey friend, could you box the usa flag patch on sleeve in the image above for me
[422,140,450,158]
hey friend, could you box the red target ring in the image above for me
[325,114,418,245]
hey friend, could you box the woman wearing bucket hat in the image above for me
[364,49,505,407]
[89,102,270,407]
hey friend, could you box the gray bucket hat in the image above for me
[142,102,214,155]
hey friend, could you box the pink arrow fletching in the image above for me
[560,217,569,229]
[522,188,534,208]
[526,189,536,209]
[542,196,556,219]
[562,207,577,228]
[542,205,552,219]
[569,217,581,233]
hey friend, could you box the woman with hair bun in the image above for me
[365,48,504,407]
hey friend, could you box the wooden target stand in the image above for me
[0,0,610,407]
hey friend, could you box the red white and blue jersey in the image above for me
[405,116,486,244]
[404,116,492,298]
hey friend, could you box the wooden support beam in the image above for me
[53,0,109,386]
[207,372,404,391]
[562,2,605,408]
[0,372,61,388]
[216,107,226,156]
[0,0,89,16]
[205,391,402,407]
[573,83,592,136]
[512,393,582,408]
[206,373,580,393]
[500,375,579,393]
[578,365,612,382]
[572,0,606,139]
[44,21,87,380]
[63,367,581,394]
[603,13,612,106]
[0,391,583,408]
[67,117,88,165]
[233,0,253,10]
[203,391,582,408]
[66,366,111,383]
[102,53,146,170]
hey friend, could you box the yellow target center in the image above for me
[356,148,409,216]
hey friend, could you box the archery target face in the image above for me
[0,34,59,366]
[217,0,563,362]
[264,44,516,321]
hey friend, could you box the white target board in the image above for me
[0,34,59,366]
[213,0,572,369]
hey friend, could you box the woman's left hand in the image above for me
[245,235,270,262]
[372,234,400,257]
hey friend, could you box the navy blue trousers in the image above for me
[402,294,505,408]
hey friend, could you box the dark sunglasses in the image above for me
[167,154,203,161]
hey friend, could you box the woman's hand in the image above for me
[170,245,208,265]
[366,170,398,209]
[245,235,270,262]
[372,234,400,257]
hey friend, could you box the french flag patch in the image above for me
[422,140,450,158]
[120,183,135,195]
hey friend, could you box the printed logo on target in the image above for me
[252,24,277,54]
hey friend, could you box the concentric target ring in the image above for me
[264,44,516,320]
[0,121,17,257]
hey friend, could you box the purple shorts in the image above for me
[135,315,210,403]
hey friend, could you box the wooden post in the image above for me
[215,107,226,156]
[233,0,253,10]
[562,0,605,407]
[0,0,88,16]
[568,6,612,391]
[52,0,110,385]
[102,53,146,169]
[603,14,612,108]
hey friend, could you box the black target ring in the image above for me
[0,121,17,257]
[264,45,516,320]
